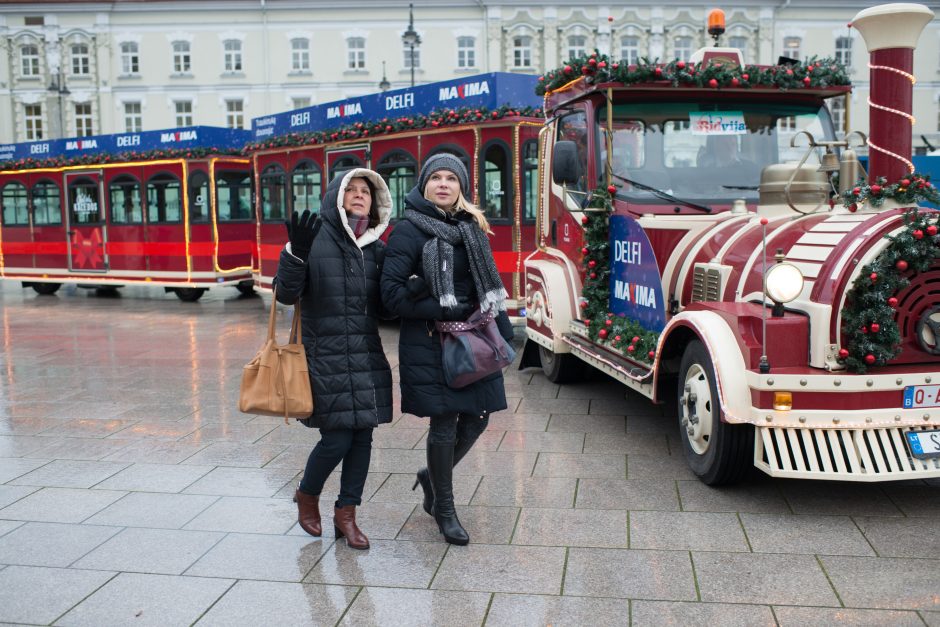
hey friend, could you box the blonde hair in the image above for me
[423,188,491,234]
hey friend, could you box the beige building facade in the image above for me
[1,0,939,151]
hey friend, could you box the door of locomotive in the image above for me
[64,170,108,272]
[326,146,370,182]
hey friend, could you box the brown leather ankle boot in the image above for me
[293,489,321,537]
[333,505,369,550]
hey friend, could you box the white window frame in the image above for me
[175,100,193,127]
[226,99,244,129]
[124,101,142,133]
[24,103,43,140]
[71,43,90,76]
[347,37,365,70]
[291,96,311,109]
[835,36,852,68]
[673,35,693,61]
[620,35,640,66]
[828,97,846,135]
[120,42,140,75]
[403,44,420,70]
[74,102,94,137]
[513,36,532,69]
[457,36,476,69]
[567,34,587,61]
[223,39,243,73]
[291,38,310,72]
[783,36,802,61]
[172,41,191,74]
[21,44,40,77]
[728,35,748,54]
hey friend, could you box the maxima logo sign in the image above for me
[65,139,99,151]
[160,130,198,143]
[326,102,363,119]
[438,79,490,102]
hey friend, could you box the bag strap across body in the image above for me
[270,287,304,422]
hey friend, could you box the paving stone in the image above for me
[470,476,577,508]
[820,555,940,610]
[56,572,233,627]
[518,398,590,415]
[182,466,298,497]
[780,482,903,517]
[93,462,214,493]
[774,605,925,626]
[0,565,114,625]
[0,522,120,567]
[0,520,22,536]
[676,479,791,513]
[370,427,427,450]
[924,610,940,626]
[365,448,426,474]
[576,478,680,511]
[306,539,447,588]
[179,441,288,468]
[631,511,749,551]
[0,486,125,523]
[73,527,224,575]
[398,505,518,544]
[854,516,940,558]
[7,459,130,489]
[26,437,135,461]
[546,414,626,434]
[487,413,551,432]
[368,472,478,506]
[340,587,491,627]
[0,457,49,483]
[184,496,298,534]
[0,434,63,456]
[694,552,839,605]
[632,600,775,626]
[883,486,940,517]
[625,413,676,432]
[513,507,626,548]
[84,491,218,529]
[627,454,697,480]
[486,594,630,627]
[741,513,876,556]
[186,533,330,581]
[196,580,357,627]
[453,451,539,477]
[533,452,626,479]
[0,416,67,435]
[497,431,585,453]
[564,548,696,600]
[432,544,565,594]
[101,440,210,465]
[43,418,140,437]
[582,432,669,455]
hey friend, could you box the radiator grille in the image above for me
[691,266,722,302]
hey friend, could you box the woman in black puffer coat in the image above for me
[275,168,393,550]
[381,153,513,546]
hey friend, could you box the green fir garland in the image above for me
[840,208,940,373]
[536,50,849,96]
[840,172,940,211]
[0,146,240,172]
[580,185,659,366]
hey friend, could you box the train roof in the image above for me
[251,72,542,141]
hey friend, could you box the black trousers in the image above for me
[299,427,373,507]
[428,412,490,447]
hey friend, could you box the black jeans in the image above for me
[299,427,373,507]
[428,412,490,447]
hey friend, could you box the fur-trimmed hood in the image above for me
[322,168,392,249]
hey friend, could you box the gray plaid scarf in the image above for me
[404,208,507,313]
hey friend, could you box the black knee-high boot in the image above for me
[412,433,476,516]
[426,442,469,545]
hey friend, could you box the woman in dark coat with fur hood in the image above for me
[275,168,393,550]
[381,153,513,545]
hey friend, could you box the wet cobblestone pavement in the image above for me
[0,282,938,626]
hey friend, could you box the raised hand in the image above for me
[285,210,319,261]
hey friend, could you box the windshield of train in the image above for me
[596,101,836,205]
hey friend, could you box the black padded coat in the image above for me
[274,168,393,430]
[381,186,511,418]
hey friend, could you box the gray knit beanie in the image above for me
[418,153,470,196]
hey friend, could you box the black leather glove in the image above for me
[285,210,319,262]
[406,275,431,300]
[440,301,475,322]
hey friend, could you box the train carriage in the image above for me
[0,126,253,301]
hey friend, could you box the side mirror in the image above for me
[552,140,581,186]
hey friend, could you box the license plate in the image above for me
[905,430,940,459]
[902,385,940,408]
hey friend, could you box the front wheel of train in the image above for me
[677,340,752,485]
[538,345,583,383]
[174,287,206,302]
[235,281,255,296]
[31,283,61,295]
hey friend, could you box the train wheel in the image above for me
[32,283,61,295]
[677,340,752,485]
[174,288,206,302]
[235,281,255,296]
[538,345,583,383]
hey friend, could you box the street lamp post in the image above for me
[401,3,421,87]
[379,61,391,92]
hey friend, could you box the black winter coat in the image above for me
[275,168,393,430]
[381,186,510,418]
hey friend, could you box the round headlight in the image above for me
[765,262,804,304]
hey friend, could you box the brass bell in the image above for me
[817,149,840,173]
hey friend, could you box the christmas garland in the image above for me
[0,146,241,172]
[536,50,849,96]
[579,184,659,365]
[244,104,543,152]
[840,172,940,211]
[839,208,940,373]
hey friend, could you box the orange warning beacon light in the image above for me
[707,9,726,44]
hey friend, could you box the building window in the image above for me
[226,99,244,129]
[777,116,797,133]
[729,35,748,53]
[21,44,40,76]
[403,44,420,70]
[347,37,365,70]
[223,39,243,72]
[173,41,191,73]
[457,36,475,68]
[567,35,587,61]
[291,39,310,72]
[120,42,139,74]
[291,97,311,109]
[124,102,142,133]
[175,101,193,127]
[75,103,93,136]
[828,97,846,135]
[24,104,43,140]
[620,35,640,65]
[835,36,852,67]
[673,36,693,61]
[71,44,90,75]
[783,36,801,61]
[513,36,532,68]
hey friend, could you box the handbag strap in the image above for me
[270,287,304,344]
[434,308,493,333]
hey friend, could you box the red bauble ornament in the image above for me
[581,247,589,255]
[605,319,612,327]
[849,203,858,213]
[607,185,617,194]
[902,178,911,187]
[708,79,718,88]
[648,351,655,359]
[870,184,883,195]
[928,225,938,237]
[588,260,597,268]
[730,78,739,87]
[581,215,589,225]
[654,67,663,77]
[870,323,880,333]
[598,329,608,339]
[676,61,686,70]
[589,272,596,279]
[598,61,607,69]
[579,301,588,309]
[852,186,861,195]
[786,69,794,76]
[870,272,878,282]
[614,335,621,341]
[838,348,849,358]
[581,66,590,75]
[914,229,924,240]
[888,297,899,308]
[803,76,811,86]
[612,63,619,70]
[564,65,573,74]
[741,73,749,81]
[632,336,640,344]
[896,260,908,271]
[626,344,635,352]
[861,325,868,334]
[865,354,876,365]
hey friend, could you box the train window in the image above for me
[1,182,29,226]
[31,180,62,225]
[556,111,589,197]
[480,141,511,222]
[425,146,471,175]
[189,172,209,222]
[216,173,252,221]
[377,150,416,220]
[146,173,182,223]
[291,161,322,214]
[67,177,103,225]
[260,165,287,222]
[109,175,143,224]
[331,155,364,181]
[522,140,538,223]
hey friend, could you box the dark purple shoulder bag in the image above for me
[435,308,516,389]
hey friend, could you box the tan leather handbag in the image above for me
[239,290,313,422]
